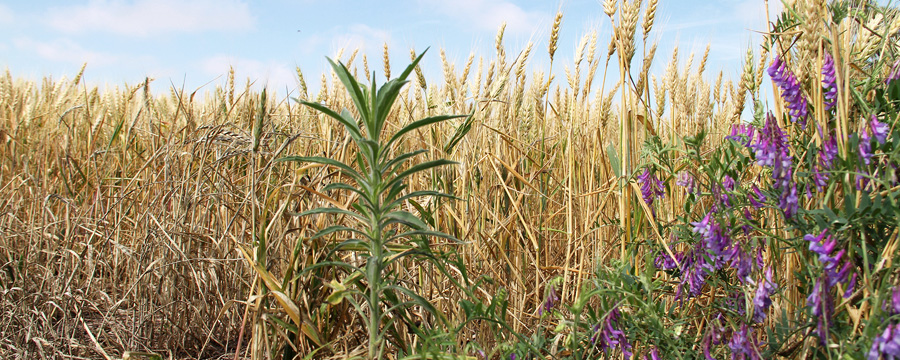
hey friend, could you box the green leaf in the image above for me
[276,155,364,183]
[326,57,371,128]
[385,114,468,151]
[386,229,460,244]
[374,49,428,131]
[382,211,429,230]
[444,111,476,155]
[296,99,363,141]
[384,159,458,191]
[384,190,457,213]
[310,225,372,242]
[382,149,428,175]
[295,207,367,223]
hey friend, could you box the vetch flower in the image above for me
[591,307,633,358]
[769,56,809,126]
[888,59,900,84]
[871,115,890,145]
[729,324,762,360]
[752,268,777,323]
[748,185,767,208]
[539,285,559,316]
[823,53,838,110]
[727,123,756,146]
[751,113,790,168]
[676,171,698,194]
[638,168,665,207]
[868,323,900,360]
[806,278,834,346]
[778,182,799,219]
[655,251,683,271]
[861,128,874,166]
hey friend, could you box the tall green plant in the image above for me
[277,49,468,360]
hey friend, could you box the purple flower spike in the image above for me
[752,268,777,323]
[749,185,767,208]
[692,212,714,238]
[868,323,900,360]
[888,59,900,84]
[727,123,756,146]
[723,175,736,192]
[871,115,890,144]
[861,127,875,166]
[539,285,559,316]
[823,53,838,110]
[592,307,633,358]
[843,273,857,298]
[676,171,698,194]
[886,287,900,315]
[645,347,660,360]
[729,324,762,360]
[751,113,790,168]
[638,168,665,207]
[655,251,683,271]
[778,183,799,219]
[769,56,809,126]
[821,135,838,169]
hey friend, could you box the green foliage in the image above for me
[278,49,470,359]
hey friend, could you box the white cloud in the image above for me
[0,4,13,26]
[199,55,296,92]
[422,0,548,34]
[45,0,255,36]
[331,24,392,56]
[734,0,783,30]
[13,37,119,66]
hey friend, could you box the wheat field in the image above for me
[2,0,898,359]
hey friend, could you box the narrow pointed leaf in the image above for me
[276,156,363,182]
[385,114,469,151]
[385,159,457,190]
[327,58,370,123]
[296,100,362,140]
[296,207,367,222]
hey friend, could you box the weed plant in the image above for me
[4,0,900,359]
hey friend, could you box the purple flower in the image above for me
[742,208,753,235]
[821,135,838,169]
[778,183,799,219]
[539,285,559,316]
[728,245,753,282]
[823,53,838,110]
[655,251,683,271]
[752,268,777,323]
[806,279,834,345]
[645,347,660,360]
[729,324,762,360]
[591,307,633,358]
[751,113,790,168]
[806,229,854,288]
[748,185,767,208]
[861,128,875,166]
[722,175,736,191]
[727,123,756,146]
[869,323,900,360]
[769,56,809,126]
[888,59,900,84]
[692,212,714,238]
[638,168,665,207]
[872,115,890,144]
[676,171,698,194]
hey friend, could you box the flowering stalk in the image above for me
[769,56,809,126]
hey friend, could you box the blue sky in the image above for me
[0,0,783,98]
